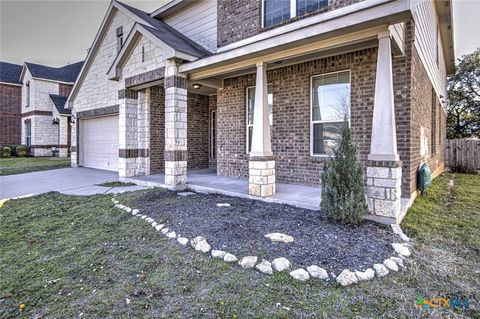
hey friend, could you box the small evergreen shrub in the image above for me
[15,145,30,157]
[1,147,12,158]
[321,120,368,225]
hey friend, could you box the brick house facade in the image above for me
[68,0,454,224]
[0,62,23,146]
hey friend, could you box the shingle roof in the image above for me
[116,1,211,58]
[25,61,84,83]
[49,94,71,115]
[0,61,23,85]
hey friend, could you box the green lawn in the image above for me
[0,173,478,318]
[0,157,71,176]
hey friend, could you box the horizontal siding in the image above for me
[411,0,447,103]
[163,0,217,52]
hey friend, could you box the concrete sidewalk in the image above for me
[0,167,145,199]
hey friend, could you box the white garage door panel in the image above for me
[81,116,118,171]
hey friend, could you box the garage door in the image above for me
[80,115,119,171]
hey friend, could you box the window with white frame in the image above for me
[311,70,350,155]
[246,84,273,153]
[26,81,30,107]
[210,110,216,158]
[263,0,329,28]
[25,120,31,146]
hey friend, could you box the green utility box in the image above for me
[418,162,432,194]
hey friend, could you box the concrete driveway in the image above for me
[0,167,129,199]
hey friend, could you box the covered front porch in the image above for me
[120,169,321,210]
[120,169,322,210]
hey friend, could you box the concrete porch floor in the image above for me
[121,169,321,210]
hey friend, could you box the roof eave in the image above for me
[435,0,455,75]
[150,0,187,19]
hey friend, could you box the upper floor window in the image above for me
[263,0,329,28]
[246,84,273,153]
[264,0,291,28]
[311,70,350,155]
[116,26,124,52]
[26,81,30,107]
[297,0,328,16]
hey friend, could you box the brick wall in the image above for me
[410,46,445,195]
[187,92,209,170]
[217,48,379,185]
[149,86,210,173]
[217,0,365,47]
[209,95,217,169]
[150,85,164,173]
[0,83,22,145]
[59,83,73,97]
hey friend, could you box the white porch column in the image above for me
[366,31,402,223]
[369,31,398,162]
[248,61,275,197]
[164,59,188,190]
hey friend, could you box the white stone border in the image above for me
[111,196,413,286]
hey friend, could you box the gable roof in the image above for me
[23,61,84,83]
[116,1,210,58]
[68,0,210,106]
[49,94,71,115]
[0,61,23,85]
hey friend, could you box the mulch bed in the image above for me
[131,189,397,273]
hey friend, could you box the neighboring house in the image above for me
[0,61,23,146]
[20,61,84,157]
[67,0,454,223]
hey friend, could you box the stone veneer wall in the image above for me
[187,92,209,170]
[217,0,366,47]
[0,84,22,145]
[208,95,217,169]
[150,85,165,174]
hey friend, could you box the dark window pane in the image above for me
[297,0,328,16]
[248,126,253,153]
[313,122,342,155]
[264,0,290,27]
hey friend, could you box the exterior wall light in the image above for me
[192,83,202,89]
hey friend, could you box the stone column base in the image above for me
[119,158,137,178]
[366,160,402,219]
[164,160,187,190]
[248,157,275,197]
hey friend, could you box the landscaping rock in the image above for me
[373,264,389,277]
[125,207,132,213]
[166,231,177,239]
[145,217,154,223]
[161,228,169,235]
[155,224,164,231]
[118,204,125,209]
[306,265,329,280]
[391,224,410,242]
[178,192,195,197]
[256,260,273,275]
[383,258,399,272]
[151,222,157,227]
[195,240,211,253]
[190,236,206,249]
[265,232,294,243]
[336,269,358,286]
[211,250,226,259]
[216,203,231,207]
[289,269,310,281]
[390,256,405,268]
[223,253,238,262]
[177,237,189,246]
[140,215,147,220]
[238,256,258,269]
[392,243,411,257]
[355,269,375,281]
[132,209,139,215]
[272,257,291,272]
